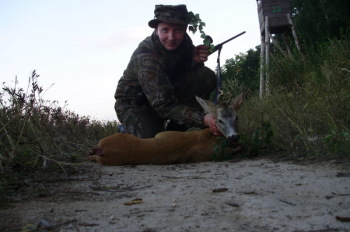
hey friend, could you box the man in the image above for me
[115,4,220,138]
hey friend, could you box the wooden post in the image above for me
[265,16,270,96]
[282,34,293,59]
[270,34,288,58]
[287,13,302,54]
[257,0,296,97]
[260,34,265,98]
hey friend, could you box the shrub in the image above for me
[238,38,350,159]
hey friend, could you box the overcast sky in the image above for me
[0,0,261,121]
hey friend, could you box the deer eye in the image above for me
[218,119,224,124]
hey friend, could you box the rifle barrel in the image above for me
[209,31,246,55]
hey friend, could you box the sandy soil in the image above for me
[1,159,350,232]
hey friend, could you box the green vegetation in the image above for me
[0,71,118,199]
[220,0,350,159]
[240,38,350,159]
[188,11,215,51]
[292,0,350,51]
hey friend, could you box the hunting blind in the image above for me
[256,0,301,97]
[257,0,292,35]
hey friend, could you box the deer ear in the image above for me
[232,93,243,110]
[195,96,218,115]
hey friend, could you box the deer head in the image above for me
[196,93,243,143]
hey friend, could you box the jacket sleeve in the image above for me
[135,54,205,128]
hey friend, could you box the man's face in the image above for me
[156,22,186,51]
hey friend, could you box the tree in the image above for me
[292,0,350,50]
[221,46,260,94]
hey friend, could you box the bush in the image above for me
[238,38,350,159]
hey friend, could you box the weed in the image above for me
[211,138,232,161]
[0,71,119,198]
[237,38,350,159]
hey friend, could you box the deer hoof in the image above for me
[89,147,104,157]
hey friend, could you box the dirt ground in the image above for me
[1,158,350,232]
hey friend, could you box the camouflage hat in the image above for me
[148,5,189,28]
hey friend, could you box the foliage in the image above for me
[0,71,119,197]
[292,0,350,51]
[211,138,232,161]
[221,46,260,95]
[238,38,350,159]
[217,1,350,159]
[187,11,215,51]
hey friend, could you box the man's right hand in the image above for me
[203,114,223,136]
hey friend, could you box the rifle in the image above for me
[210,31,246,104]
[209,31,246,55]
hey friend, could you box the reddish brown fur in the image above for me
[90,129,222,165]
[89,95,243,165]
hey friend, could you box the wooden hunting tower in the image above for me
[257,0,292,35]
[256,0,301,97]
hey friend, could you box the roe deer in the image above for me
[89,93,243,165]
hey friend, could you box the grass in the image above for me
[237,38,350,159]
[0,71,119,199]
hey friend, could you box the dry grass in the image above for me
[0,71,118,196]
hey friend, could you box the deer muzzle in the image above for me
[228,134,239,144]
[227,134,242,152]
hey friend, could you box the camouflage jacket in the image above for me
[115,31,206,128]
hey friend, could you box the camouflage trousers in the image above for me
[115,65,216,138]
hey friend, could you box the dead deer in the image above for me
[89,93,243,165]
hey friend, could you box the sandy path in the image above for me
[1,159,350,232]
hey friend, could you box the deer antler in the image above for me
[217,91,233,105]
[216,88,224,103]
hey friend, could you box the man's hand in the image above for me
[204,114,223,136]
[193,45,210,63]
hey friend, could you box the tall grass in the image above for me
[238,38,350,159]
[0,71,118,196]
